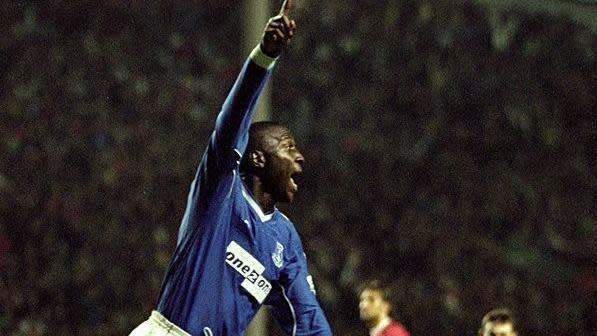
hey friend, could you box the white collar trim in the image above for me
[370,317,391,336]
[241,185,273,222]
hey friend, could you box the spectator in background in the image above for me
[358,280,410,336]
[478,308,517,336]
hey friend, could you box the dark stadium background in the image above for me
[0,0,595,335]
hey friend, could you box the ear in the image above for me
[383,301,392,315]
[249,150,266,169]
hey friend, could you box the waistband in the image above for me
[150,311,192,336]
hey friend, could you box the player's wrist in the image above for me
[251,44,278,70]
[260,42,282,58]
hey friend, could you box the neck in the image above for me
[242,174,276,213]
[368,316,391,335]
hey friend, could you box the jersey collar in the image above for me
[241,184,274,222]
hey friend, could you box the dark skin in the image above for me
[260,0,297,58]
[242,0,303,214]
[244,125,305,213]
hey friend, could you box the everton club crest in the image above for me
[272,241,284,268]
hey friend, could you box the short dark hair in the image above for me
[480,308,516,331]
[358,279,392,303]
[240,121,287,173]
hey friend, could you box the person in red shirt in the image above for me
[359,280,411,336]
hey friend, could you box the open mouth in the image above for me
[290,171,300,192]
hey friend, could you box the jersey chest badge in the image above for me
[271,241,284,268]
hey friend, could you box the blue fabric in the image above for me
[155,57,331,336]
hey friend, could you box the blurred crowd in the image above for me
[1,1,595,335]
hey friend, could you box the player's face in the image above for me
[262,127,304,203]
[359,289,389,325]
[481,322,516,336]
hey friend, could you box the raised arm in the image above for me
[210,0,297,171]
[177,1,297,242]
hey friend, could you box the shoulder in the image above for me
[275,211,296,234]
[277,210,291,223]
[274,211,308,258]
[276,211,302,242]
[383,320,410,336]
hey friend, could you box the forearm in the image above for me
[211,45,278,159]
[211,0,295,160]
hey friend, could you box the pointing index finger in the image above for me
[279,0,292,16]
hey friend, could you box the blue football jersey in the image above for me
[155,46,332,336]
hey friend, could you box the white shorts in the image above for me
[129,311,191,336]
